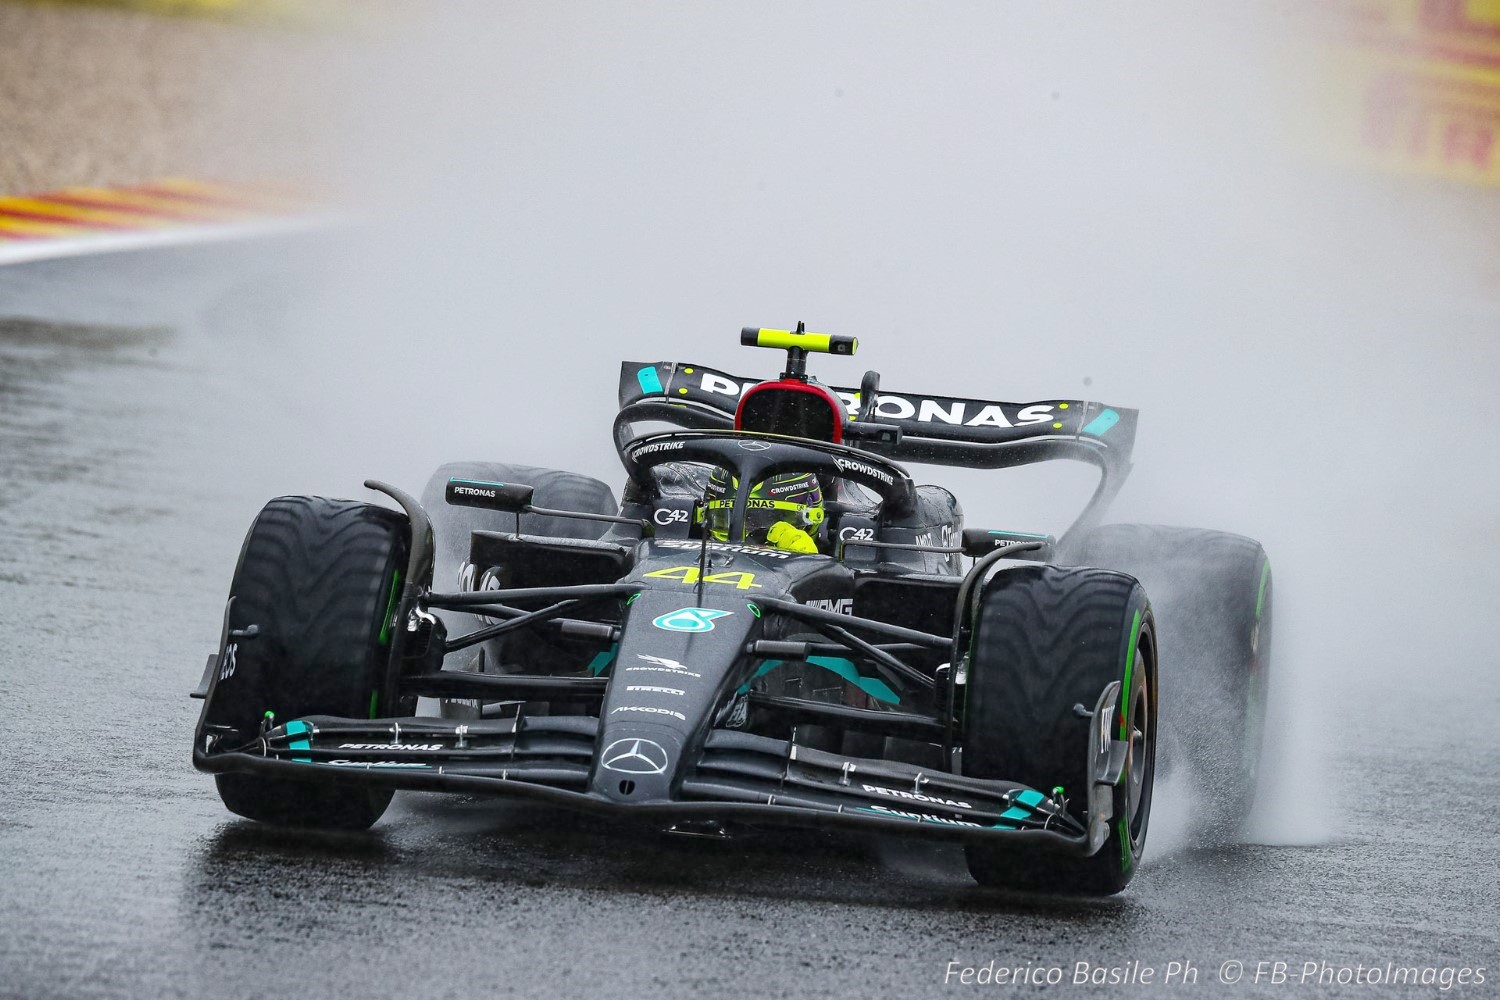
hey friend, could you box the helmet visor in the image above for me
[705,498,808,544]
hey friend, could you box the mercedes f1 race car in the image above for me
[191,327,1272,895]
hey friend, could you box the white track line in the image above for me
[0,214,342,267]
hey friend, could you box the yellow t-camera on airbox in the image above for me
[740,326,858,357]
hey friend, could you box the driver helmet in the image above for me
[703,468,825,550]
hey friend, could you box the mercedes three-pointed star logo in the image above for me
[737,440,772,451]
[601,737,670,775]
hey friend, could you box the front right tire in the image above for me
[962,565,1156,895]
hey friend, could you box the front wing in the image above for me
[194,681,1127,855]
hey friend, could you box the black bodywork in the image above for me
[193,353,1143,855]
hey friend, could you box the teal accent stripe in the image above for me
[1015,789,1046,808]
[1119,609,1142,740]
[1256,559,1270,619]
[1082,408,1120,436]
[809,655,900,704]
[586,643,619,677]
[736,656,900,704]
[737,659,783,694]
[286,720,312,763]
[636,366,664,395]
[988,530,1049,538]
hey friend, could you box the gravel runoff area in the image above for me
[0,0,354,196]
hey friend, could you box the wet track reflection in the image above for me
[1,246,1496,999]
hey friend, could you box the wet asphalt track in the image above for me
[1,245,1497,1000]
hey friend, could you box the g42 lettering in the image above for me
[643,565,762,590]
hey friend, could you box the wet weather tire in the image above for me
[1060,524,1271,836]
[963,566,1156,895]
[208,496,409,830]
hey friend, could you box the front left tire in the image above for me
[207,495,408,830]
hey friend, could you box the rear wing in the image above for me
[618,360,1137,473]
[617,360,1138,535]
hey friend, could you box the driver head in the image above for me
[703,468,825,550]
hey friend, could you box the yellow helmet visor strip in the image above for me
[703,498,825,541]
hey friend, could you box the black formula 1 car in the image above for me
[192,327,1272,895]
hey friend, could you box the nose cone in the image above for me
[590,590,758,803]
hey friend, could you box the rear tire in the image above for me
[420,461,619,574]
[420,462,618,682]
[1060,524,1271,835]
[963,566,1156,895]
[207,496,409,830]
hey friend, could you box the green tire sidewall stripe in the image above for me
[1118,608,1142,740]
[373,567,403,718]
[378,568,402,646]
[1117,604,1145,872]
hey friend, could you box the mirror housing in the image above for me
[444,478,535,513]
[960,528,1055,560]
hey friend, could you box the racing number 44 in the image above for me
[643,565,762,590]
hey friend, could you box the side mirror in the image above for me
[960,528,1055,560]
[444,478,535,513]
